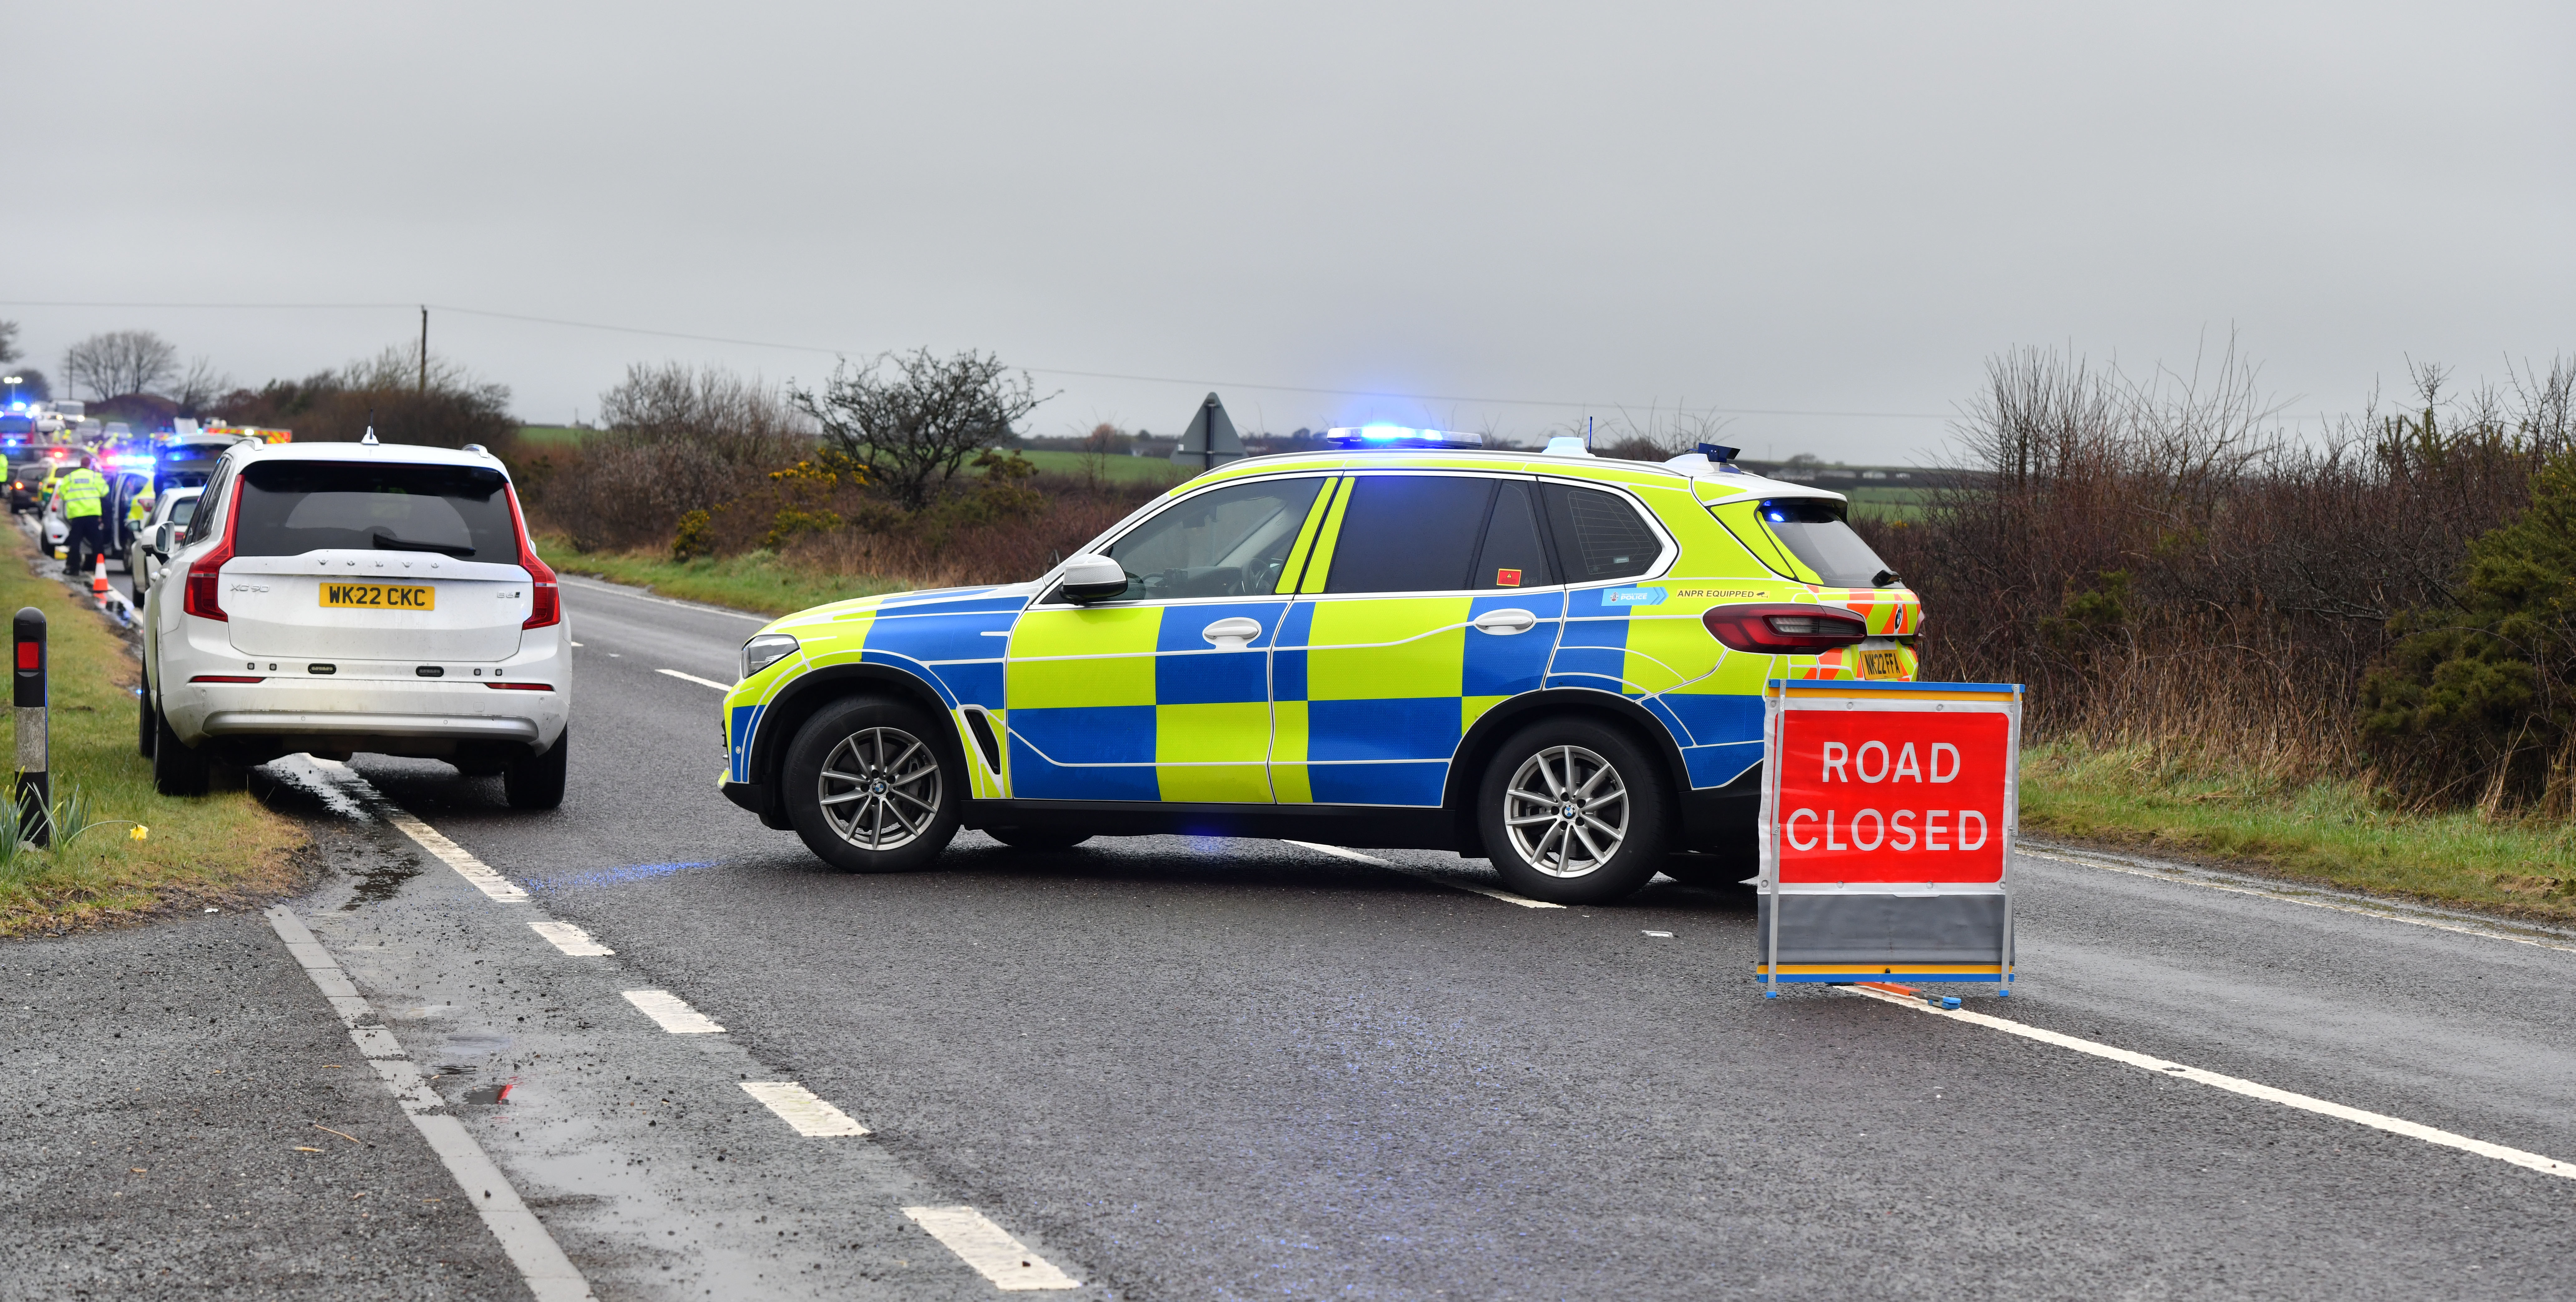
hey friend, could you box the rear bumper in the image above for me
[162,674,567,754]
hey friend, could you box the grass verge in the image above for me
[2020,739,2576,924]
[535,536,912,617]
[0,530,308,938]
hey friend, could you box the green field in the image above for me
[1842,485,1938,522]
[511,425,592,447]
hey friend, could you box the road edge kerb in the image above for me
[264,904,597,1301]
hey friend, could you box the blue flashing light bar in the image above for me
[1325,425,1484,449]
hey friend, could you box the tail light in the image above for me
[181,536,234,621]
[1702,602,1869,653]
[504,486,560,629]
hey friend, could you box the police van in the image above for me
[717,431,1920,904]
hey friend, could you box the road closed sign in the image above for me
[1756,679,2024,993]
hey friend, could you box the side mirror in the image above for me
[1057,553,1129,604]
[153,521,174,556]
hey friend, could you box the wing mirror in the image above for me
[152,521,175,556]
[1057,553,1130,604]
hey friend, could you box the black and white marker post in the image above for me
[14,607,47,847]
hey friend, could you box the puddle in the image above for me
[344,854,424,908]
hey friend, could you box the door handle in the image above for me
[1201,617,1265,649]
[1470,608,1538,635]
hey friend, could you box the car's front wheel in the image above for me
[782,697,961,872]
[1477,718,1668,904]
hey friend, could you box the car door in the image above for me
[1001,474,1331,802]
[1273,472,1565,807]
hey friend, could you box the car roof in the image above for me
[222,439,510,475]
[1182,446,1847,504]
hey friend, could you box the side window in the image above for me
[1472,480,1554,590]
[1093,476,1325,602]
[1324,475,1495,594]
[1540,483,1660,583]
[184,467,231,546]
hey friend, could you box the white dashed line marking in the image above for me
[656,668,734,691]
[622,989,725,1034]
[740,1082,871,1137]
[1642,930,1674,938]
[902,1205,1080,1291]
[529,920,614,956]
[267,908,594,1301]
[1285,841,1568,909]
[1841,985,2576,1180]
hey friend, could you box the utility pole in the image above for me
[418,306,428,393]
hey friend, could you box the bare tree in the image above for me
[598,361,813,467]
[171,356,233,417]
[0,320,19,367]
[62,329,180,400]
[792,349,1051,510]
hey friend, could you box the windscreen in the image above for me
[1759,498,1894,588]
[232,461,518,561]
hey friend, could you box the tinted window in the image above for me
[1325,475,1495,594]
[232,461,518,561]
[1096,476,1324,601]
[182,467,230,545]
[1473,480,1554,589]
[1759,498,1894,587]
[1540,483,1660,582]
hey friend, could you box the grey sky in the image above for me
[7,2,2569,462]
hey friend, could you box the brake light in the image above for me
[189,674,262,683]
[1702,602,1870,653]
[505,486,559,629]
[182,535,234,621]
[484,681,555,691]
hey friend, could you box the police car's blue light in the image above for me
[1325,426,1484,449]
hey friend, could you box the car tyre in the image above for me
[1477,717,1668,905]
[985,827,1093,851]
[783,696,961,873]
[152,705,209,798]
[138,669,156,758]
[503,729,569,810]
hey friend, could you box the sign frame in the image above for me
[1757,678,2024,997]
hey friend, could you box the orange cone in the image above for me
[90,560,109,599]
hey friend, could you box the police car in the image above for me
[716,430,1919,904]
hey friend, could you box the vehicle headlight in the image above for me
[740,634,799,680]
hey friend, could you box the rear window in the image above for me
[1540,483,1661,582]
[1758,498,1894,588]
[232,461,518,561]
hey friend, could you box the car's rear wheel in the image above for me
[138,670,155,758]
[783,697,960,873]
[986,827,1093,852]
[504,729,568,810]
[1477,718,1667,905]
[152,706,208,798]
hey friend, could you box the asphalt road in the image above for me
[20,564,2576,1299]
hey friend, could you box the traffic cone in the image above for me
[90,559,109,600]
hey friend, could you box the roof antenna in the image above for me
[361,407,378,446]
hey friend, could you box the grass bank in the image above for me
[0,531,308,937]
[2019,740,2576,923]
[535,537,911,617]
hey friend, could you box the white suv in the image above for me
[140,438,572,806]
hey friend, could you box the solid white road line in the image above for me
[529,920,614,957]
[739,1081,871,1137]
[655,668,734,691]
[1285,840,1568,909]
[1842,985,2576,1181]
[266,907,595,1301]
[902,1206,1081,1291]
[2023,844,2576,955]
[622,989,725,1034]
[308,759,530,903]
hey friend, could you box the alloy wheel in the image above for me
[816,726,943,851]
[1502,744,1630,878]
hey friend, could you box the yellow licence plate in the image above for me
[320,582,435,611]
[1860,649,1902,678]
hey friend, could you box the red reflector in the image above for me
[189,675,264,683]
[14,643,35,670]
[483,681,555,691]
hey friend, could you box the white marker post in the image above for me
[1756,678,2023,998]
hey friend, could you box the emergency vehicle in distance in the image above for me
[716,430,1922,904]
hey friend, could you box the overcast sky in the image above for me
[6,2,2569,462]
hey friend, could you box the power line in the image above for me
[0,297,1959,421]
